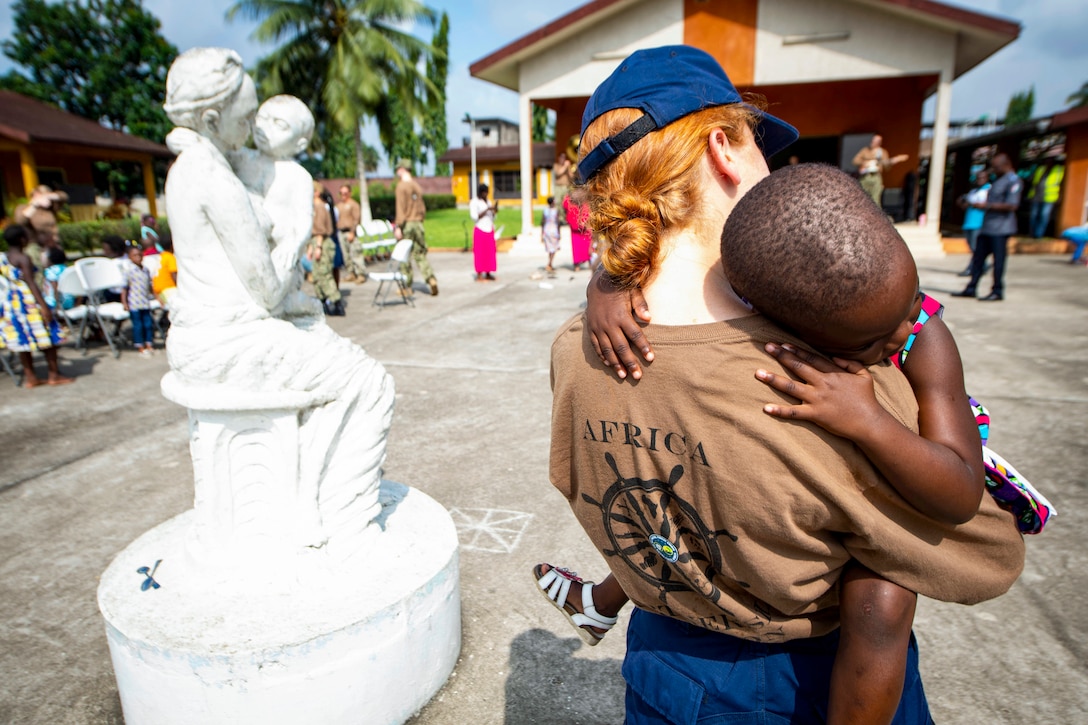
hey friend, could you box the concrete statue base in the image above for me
[98,480,460,725]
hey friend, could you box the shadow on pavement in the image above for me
[504,629,625,725]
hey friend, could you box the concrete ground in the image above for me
[1,249,1086,724]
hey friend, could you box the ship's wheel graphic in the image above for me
[583,452,743,614]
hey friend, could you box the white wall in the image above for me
[755,0,956,84]
[520,0,684,101]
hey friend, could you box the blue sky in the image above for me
[2,0,1086,173]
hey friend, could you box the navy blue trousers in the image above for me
[622,608,933,725]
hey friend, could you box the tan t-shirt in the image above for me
[312,196,333,237]
[550,312,1024,642]
[395,178,426,227]
[336,197,361,232]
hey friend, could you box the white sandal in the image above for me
[533,564,617,646]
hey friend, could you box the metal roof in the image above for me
[0,90,171,157]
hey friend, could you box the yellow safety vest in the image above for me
[1030,165,1064,204]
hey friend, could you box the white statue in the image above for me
[98,48,459,725]
[231,94,323,319]
[160,47,394,560]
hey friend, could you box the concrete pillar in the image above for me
[508,93,545,257]
[518,93,533,237]
[926,66,953,232]
[18,145,37,196]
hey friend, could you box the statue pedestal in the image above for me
[98,480,460,725]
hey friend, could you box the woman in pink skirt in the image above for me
[563,194,592,270]
[470,183,498,281]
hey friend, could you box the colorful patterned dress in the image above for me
[542,205,561,255]
[895,293,1054,534]
[0,252,66,352]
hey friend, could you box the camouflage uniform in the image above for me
[310,236,341,304]
[399,220,434,288]
[336,195,368,281]
[394,167,437,295]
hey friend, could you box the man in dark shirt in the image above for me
[953,153,1022,302]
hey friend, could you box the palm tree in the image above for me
[1067,81,1088,109]
[226,0,439,222]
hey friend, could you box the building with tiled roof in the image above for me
[0,90,171,219]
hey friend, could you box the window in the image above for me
[492,170,520,198]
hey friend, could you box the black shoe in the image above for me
[957,268,973,277]
[950,288,977,298]
[979,292,1003,302]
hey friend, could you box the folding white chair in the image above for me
[74,257,130,358]
[55,267,94,353]
[370,239,416,309]
[359,219,397,261]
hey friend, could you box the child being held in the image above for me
[229,94,323,319]
[536,163,1052,724]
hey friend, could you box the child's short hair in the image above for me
[47,247,68,266]
[547,196,555,205]
[721,163,908,333]
[3,224,28,247]
[102,235,126,257]
[159,232,173,253]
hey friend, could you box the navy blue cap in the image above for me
[579,46,798,181]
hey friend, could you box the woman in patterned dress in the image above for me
[1,225,73,387]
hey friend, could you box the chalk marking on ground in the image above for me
[448,507,533,554]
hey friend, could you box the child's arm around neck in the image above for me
[758,315,985,525]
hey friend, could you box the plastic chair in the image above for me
[370,239,416,309]
[56,266,101,355]
[359,219,397,261]
[73,257,130,358]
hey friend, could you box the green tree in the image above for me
[1004,86,1035,126]
[421,11,449,175]
[532,103,554,142]
[1067,81,1088,108]
[384,89,422,171]
[298,131,377,179]
[228,0,439,222]
[0,0,177,142]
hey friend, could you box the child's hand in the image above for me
[756,343,884,440]
[586,266,653,380]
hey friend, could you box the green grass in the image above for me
[424,207,542,248]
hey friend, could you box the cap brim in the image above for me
[750,109,799,159]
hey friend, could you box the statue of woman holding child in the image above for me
[160,47,394,555]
